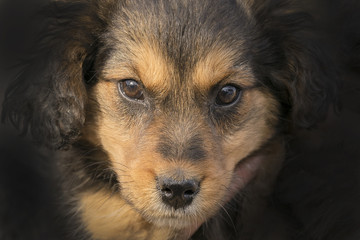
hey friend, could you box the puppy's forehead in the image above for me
[103,0,253,90]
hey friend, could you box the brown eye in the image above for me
[215,85,241,106]
[119,79,144,101]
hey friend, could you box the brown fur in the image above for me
[77,39,283,237]
[1,0,339,239]
[80,190,173,240]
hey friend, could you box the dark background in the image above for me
[0,1,76,239]
[0,0,359,239]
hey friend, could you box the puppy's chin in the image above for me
[149,216,204,240]
[147,215,198,230]
[133,199,210,230]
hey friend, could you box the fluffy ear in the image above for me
[1,1,114,149]
[246,0,338,129]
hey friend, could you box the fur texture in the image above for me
[1,0,358,240]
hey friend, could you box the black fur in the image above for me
[1,0,339,148]
[1,0,359,239]
[2,1,115,149]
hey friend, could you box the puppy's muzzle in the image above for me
[157,177,200,210]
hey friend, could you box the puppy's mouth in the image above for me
[137,157,264,228]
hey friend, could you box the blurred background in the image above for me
[0,0,359,239]
[0,1,76,239]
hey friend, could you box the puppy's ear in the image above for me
[1,1,113,149]
[247,0,338,129]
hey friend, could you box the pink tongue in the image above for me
[225,154,264,202]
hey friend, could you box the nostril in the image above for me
[161,187,173,198]
[184,189,195,197]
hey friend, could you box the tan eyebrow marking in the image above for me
[103,40,173,94]
[192,47,255,91]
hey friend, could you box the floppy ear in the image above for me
[245,0,338,129]
[1,1,114,149]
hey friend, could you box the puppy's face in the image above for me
[0,0,336,236]
[83,0,281,229]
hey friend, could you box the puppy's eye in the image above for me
[118,79,144,101]
[215,85,241,106]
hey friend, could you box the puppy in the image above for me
[1,0,338,239]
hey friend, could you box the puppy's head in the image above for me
[2,0,337,231]
[80,0,283,229]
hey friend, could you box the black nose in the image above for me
[157,177,200,210]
